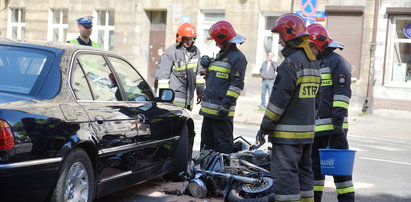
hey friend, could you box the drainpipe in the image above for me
[362,0,380,114]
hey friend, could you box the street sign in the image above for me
[299,0,318,17]
[296,10,326,21]
[403,22,411,39]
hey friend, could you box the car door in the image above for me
[70,53,138,182]
[106,56,175,171]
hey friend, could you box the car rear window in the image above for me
[0,46,53,95]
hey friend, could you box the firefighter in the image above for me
[307,23,355,202]
[68,15,100,48]
[157,23,205,111]
[199,21,247,154]
[256,13,321,202]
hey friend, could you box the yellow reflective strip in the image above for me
[301,197,314,202]
[196,78,205,83]
[271,131,314,139]
[297,76,321,85]
[314,185,324,192]
[200,107,234,116]
[321,73,331,80]
[321,79,332,86]
[158,83,169,88]
[333,101,349,109]
[226,90,240,98]
[315,123,349,132]
[299,83,320,98]
[216,72,229,79]
[336,186,355,194]
[209,66,231,73]
[172,101,186,107]
[265,109,281,121]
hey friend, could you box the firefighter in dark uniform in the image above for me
[199,21,247,154]
[307,23,355,202]
[68,15,100,48]
[256,13,321,202]
[157,23,205,111]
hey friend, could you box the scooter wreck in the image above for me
[181,137,275,201]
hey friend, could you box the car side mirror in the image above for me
[158,88,174,102]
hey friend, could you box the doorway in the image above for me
[147,11,166,86]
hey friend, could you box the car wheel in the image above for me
[51,148,94,202]
[164,124,189,181]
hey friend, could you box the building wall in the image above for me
[1,0,410,111]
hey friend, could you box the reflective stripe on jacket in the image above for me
[199,45,247,120]
[315,52,352,136]
[68,38,100,48]
[260,48,321,144]
[157,44,205,110]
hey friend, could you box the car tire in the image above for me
[164,124,189,182]
[51,148,94,202]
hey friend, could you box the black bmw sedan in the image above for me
[0,38,195,202]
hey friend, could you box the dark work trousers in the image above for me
[200,116,234,154]
[271,143,314,201]
[312,134,355,202]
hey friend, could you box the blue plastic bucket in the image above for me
[319,149,356,176]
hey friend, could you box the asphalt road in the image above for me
[95,119,411,202]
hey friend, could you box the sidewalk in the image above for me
[193,76,411,141]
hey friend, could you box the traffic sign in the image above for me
[299,0,318,17]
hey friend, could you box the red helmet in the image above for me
[176,23,197,43]
[209,21,245,47]
[307,23,344,51]
[271,13,308,42]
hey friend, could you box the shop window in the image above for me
[7,8,25,39]
[48,9,68,42]
[385,16,411,86]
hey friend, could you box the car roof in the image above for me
[0,37,111,54]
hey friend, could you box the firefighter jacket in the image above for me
[199,45,247,120]
[260,47,321,144]
[157,44,205,110]
[315,51,352,136]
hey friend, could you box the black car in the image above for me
[0,38,195,202]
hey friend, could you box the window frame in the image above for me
[47,9,68,42]
[7,8,26,39]
[384,15,411,88]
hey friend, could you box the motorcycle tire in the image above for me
[226,181,276,202]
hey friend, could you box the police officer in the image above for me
[157,23,205,111]
[68,15,100,48]
[307,23,355,202]
[199,21,247,154]
[256,13,321,202]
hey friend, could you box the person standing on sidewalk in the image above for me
[199,21,247,154]
[259,51,277,109]
[256,13,321,202]
[157,23,205,111]
[307,23,355,202]
[68,15,100,48]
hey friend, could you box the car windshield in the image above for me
[0,46,52,95]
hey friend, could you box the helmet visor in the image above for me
[229,34,246,44]
[329,40,344,49]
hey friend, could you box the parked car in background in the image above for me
[0,38,195,202]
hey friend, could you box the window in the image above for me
[76,54,119,101]
[198,12,225,57]
[7,8,26,39]
[0,46,52,95]
[71,61,93,100]
[93,10,115,50]
[108,57,154,101]
[385,16,411,86]
[48,9,68,42]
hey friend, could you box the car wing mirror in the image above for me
[158,88,174,102]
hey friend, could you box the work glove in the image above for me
[333,125,345,136]
[217,106,230,118]
[197,94,203,104]
[200,55,213,69]
[255,130,267,146]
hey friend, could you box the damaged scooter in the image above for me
[182,137,275,201]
